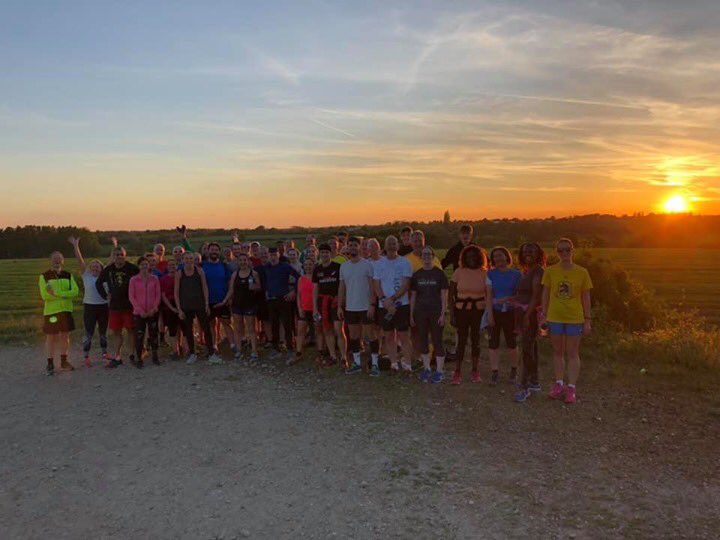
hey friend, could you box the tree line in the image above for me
[1,213,719,259]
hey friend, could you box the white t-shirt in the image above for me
[373,256,413,306]
[340,258,374,311]
[82,271,108,305]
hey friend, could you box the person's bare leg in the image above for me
[296,320,307,354]
[222,318,235,348]
[385,330,398,370]
[46,334,56,361]
[508,346,519,369]
[244,316,258,355]
[565,335,581,385]
[59,331,70,356]
[324,331,337,362]
[399,331,413,371]
[127,329,136,359]
[489,348,500,371]
[113,330,123,358]
[334,321,347,366]
[550,333,566,381]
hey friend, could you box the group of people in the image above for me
[39,224,593,403]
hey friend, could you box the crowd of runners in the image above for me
[38,224,593,403]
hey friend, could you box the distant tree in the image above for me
[443,210,451,224]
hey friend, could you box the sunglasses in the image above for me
[557,248,572,253]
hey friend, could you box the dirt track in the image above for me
[1,345,718,539]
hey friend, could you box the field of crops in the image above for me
[1,248,718,342]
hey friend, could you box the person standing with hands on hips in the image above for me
[541,238,593,404]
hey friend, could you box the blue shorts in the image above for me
[548,322,584,337]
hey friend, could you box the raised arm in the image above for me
[68,236,86,273]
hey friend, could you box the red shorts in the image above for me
[109,309,134,331]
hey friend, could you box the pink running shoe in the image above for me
[548,382,565,400]
[470,371,482,383]
[451,371,462,385]
[84,356,92,368]
[564,386,577,404]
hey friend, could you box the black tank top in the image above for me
[232,270,257,309]
[179,269,204,311]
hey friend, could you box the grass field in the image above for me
[1,248,719,342]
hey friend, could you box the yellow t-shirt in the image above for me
[541,264,593,323]
[405,252,442,273]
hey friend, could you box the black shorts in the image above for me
[377,304,410,332]
[209,304,232,320]
[43,312,75,335]
[344,310,368,325]
[256,298,269,321]
[299,310,315,324]
[488,309,517,349]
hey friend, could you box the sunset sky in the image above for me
[2,0,720,229]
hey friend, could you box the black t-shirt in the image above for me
[410,267,449,313]
[96,262,139,310]
[398,245,413,256]
[312,262,341,296]
[517,266,544,305]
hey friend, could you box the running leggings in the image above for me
[83,303,108,354]
[520,311,539,387]
[181,309,214,355]
[414,310,445,356]
[134,314,159,358]
[455,307,483,366]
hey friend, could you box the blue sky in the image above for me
[2,0,719,228]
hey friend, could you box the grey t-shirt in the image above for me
[410,267,449,313]
[340,258,374,312]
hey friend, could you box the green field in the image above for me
[1,248,719,342]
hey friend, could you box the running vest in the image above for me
[179,270,204,311]
[232,270,257,310]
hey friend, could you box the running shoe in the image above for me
[286,353,300,366]
[105,358,121,369]
[514,388,531,402]
[431,370,445,384]
[84,356,92,369]
[208,353,223,365]
[369,365,380,377]
[135,359,144,369]
[564,386,577,404]
[490,371,499,386]
[152,354,160,366]
[470,371,482,383]
[548,382,565,400]
[419,368,432,383]
[186,354,198,365]
[249,352,259,365]
[169,352,179,362]
[345,364,362,375]
[324,357,339,368]
[46,362,54,376]
[509,367,518,383]
[233,350,242,361]
[451,371,462,385]
[528,382,542,392]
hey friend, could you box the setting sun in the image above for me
[663,194,691,214]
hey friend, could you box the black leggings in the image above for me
[181,309,214,354]
[268,298,293,349]
[488,309,517,349]
[134,314,159,358]
[520,310,539,387]
[83,304,108,354]
[414,310,445,356]
[455,307,483,368]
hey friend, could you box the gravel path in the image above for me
[1,345,718,539]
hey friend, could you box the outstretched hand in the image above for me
[111,236,118,247]
[67,236,80,246]
[176,224,188,237]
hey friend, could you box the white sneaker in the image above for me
[208,353,223,365]
[186,353,198,365]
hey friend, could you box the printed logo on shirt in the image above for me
[556,279,573,300]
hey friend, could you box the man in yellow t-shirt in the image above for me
[405,230,441,272]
